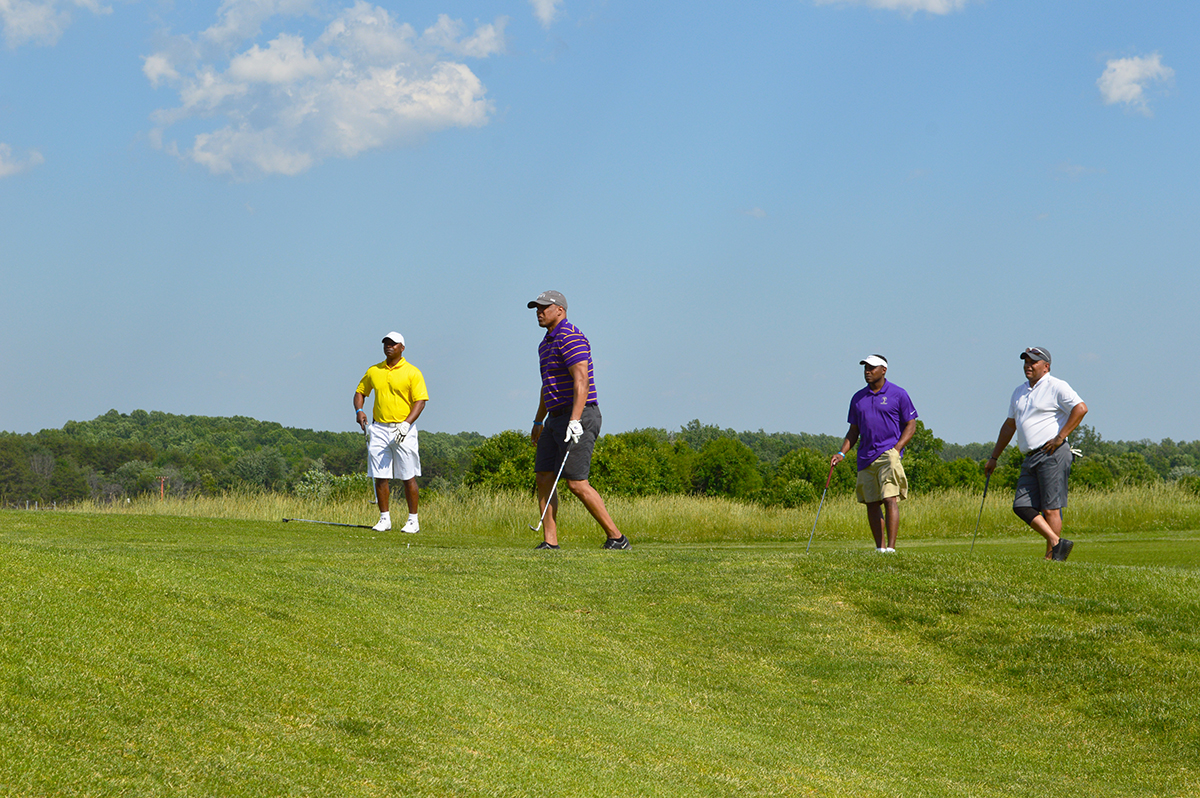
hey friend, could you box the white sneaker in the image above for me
[400,518,420,534]
[884,548,896,553]
[372,517,391,532]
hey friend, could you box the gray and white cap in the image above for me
[382,331,405,345]
[1020,346,1050,364]
[527,290,567,310]
[859,354,888,368]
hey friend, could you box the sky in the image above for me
[2,0,1197,446]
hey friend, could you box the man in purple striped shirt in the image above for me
[527,290,629,551]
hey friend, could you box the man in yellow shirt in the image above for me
[354,332,429,533]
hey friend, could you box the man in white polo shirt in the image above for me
[984,347,1088,561]
[353,332,429,533]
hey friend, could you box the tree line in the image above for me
[3,410,1199,506]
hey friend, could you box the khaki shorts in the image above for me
[856,448,908,504]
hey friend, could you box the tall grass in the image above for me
[60,482,1200,546]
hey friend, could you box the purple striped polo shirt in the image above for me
[538,319,598,413]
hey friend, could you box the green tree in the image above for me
[590,429,686,497]
[464,431,536,493]
[693,438,762,499]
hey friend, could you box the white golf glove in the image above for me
[395,421,412,444]
[564,419,583,444]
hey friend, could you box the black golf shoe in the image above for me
[602,535,631,550]
[1051,538,1074,561]
[534,541,560,550]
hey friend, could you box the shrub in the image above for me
[590,430,686,497]
[464,431,536,494]
[693,438,762,499]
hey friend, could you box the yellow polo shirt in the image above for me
[356,359,429,423]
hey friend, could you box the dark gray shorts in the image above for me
[1014,444,1073,512]
[535,404,601,481]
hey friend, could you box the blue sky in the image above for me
[2,0,1196,446]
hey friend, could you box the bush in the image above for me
[693,438,762,499]
[590,430,687,497]
[760,448,854,507]
[464,431,536,494]
[1071,458,1116,490]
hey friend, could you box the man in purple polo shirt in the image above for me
[527,290,629,551]
[830,354,919,552]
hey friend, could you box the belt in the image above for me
[549,402,597,418]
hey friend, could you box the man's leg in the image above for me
[403,477,419,514]
[1040,508,1063,558]
[882,496,900,549]
[536,471,561,546]
[566,479,622,540]
[865,501,885,549]
[375,478,390,513]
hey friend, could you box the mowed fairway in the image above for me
[2,510,1199,797]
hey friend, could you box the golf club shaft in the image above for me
[806,461,837,554]
[531,445,571,532]
[283,518,375,529]
[970,473,991,553]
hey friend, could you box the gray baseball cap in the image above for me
[1020,346,1051,364]
[527,290,567,310]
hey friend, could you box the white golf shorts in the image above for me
[367,423,421,481]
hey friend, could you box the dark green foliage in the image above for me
[692,438,762,498]
[463,430,536,493]
[760,447,856,507]
[3,411,1198,505]
[900,421,946,493]
[1072,458,1117,490]
[590,429,687,497]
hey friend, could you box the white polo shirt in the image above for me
[1008,374,1084,454]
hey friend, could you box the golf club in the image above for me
[283,517,375,529]
[806,460,838,554]
[970,472,991,554]
[529,444,571,532]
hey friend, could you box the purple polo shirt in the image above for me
[538,318,598,413]
[847,381,919,471]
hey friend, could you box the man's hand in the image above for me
[565,419,583,444]
[395,421,412,444]
[1041,434,1065,454]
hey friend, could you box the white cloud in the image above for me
[529,0,562,28]
[421,14,507,58]
[743,207,768,219]
[1,0,111,48]
[0,142,45,176]
[146,0,507,177]
[813,0,969,14]
[1097,53,1174,115]
[1055,161,1105,180]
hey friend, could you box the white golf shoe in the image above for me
[400,518,420,534]
[372,516,391,532]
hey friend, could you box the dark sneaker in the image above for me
[1051,538,1074,561]
[534,541,560,550]
[602,535,631,550]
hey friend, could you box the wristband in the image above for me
[532,420,543,426]
[356,409,365,415]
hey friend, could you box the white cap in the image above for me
[382,332,405,345]
[859,354,888,368]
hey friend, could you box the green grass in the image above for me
[2,497,1199,796]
